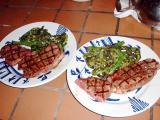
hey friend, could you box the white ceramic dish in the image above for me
[0,22,77,88]
[67,36,160,117]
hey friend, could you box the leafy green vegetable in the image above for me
[84,41,141,77]
[13,26,68,52]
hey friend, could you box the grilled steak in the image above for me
[0,44,32,65]
[75,77,111,102]
[111,58,160,93]
[0,43,64,78]
[18,43,64,78]
[76,59,160,102]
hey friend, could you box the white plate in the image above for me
[0,22,77,88]
[67,36,160,117]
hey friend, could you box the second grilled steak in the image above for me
[18,43,64,78]
[76,59,160,102]
[111,58,160,93]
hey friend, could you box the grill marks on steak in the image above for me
[76,59,160,102]
[75,77,111,102]
[19,44,64,78]
[111,59,160,93]
[0,43,64,78]
[0,44,32,65]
